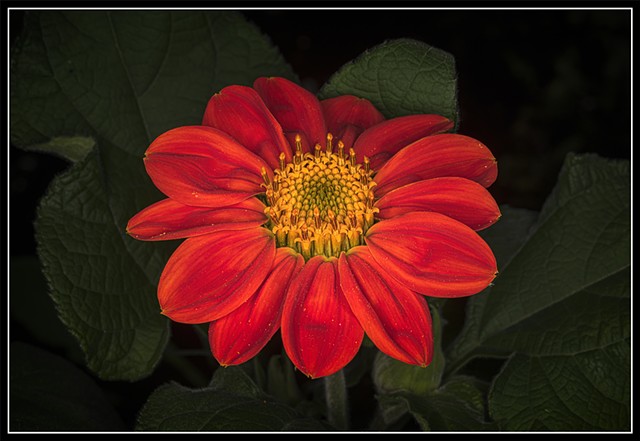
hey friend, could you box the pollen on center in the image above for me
[261,133,379,260]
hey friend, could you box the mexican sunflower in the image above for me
[126,77,500,379]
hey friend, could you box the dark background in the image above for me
[8,7,632,430]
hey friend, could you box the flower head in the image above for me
[127,77,500,378]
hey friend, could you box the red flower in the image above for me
[127,77,500,379]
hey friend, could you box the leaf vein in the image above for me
[139,13,173,97]
[106,11,151,144]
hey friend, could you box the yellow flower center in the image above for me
[262,134,378,260]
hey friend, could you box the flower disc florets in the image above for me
[262,134,378,260]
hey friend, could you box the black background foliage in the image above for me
[8,7,631,430]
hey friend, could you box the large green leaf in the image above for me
[16,10,296,381]
[377,376,496,431]
[11,10,296,158]
[10,342,125,431]
[489,338,630,431]
[35,148,171,380]
[446,153,630,430]
[136,366,334,431]
[318,38,458,124]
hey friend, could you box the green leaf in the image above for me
[136,367,333,431]
[479,205,539,269]
[373,305,445,396]
[318,38,458,124]
[10,12,95,153]
[447,153,630,366]
[489,340,630,431]
[446,153,630,430]
[25,136,95,163]
[208,364,264,399]
[10,342,125,431]
[377,376,496,431]
[35,148,171,381]
[15,10,296,381]
[11,11,296,157]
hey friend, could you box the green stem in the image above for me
[324,369,349,430]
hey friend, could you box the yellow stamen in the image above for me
[327,209,339,230]
[279,152,286,174]
[261,167,270,187]
[262,137,378,260]
[265,188,276,205]
[295,134,303,152]
[294,134,303,167]
[297,224,312,260]
[337,141,345,165]
[313,206,322,229]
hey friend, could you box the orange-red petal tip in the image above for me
[374,134,498,197]
[158,228,275,324]
[366,212,497,298]
[208,248,303,365]
[338,247,433,366]
[281,256,364,378]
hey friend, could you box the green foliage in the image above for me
[35,148,172,380]
[318,38,458,125]
[490,340,630,430]
[24,136,96,163]
[136,367,334,431]
[377,376,497,431]
[12,10,296,381]
[448,154,630,430]
[11,11,296,155]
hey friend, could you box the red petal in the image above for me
[209,248,304,366]
[127,197,268,241]
[158,228,275,323]
[338,247,433,366]
[373,133,498,197]
[365,212,497,297]
[253,77,326,154]
[281,256,364,378]
[353,114,453,170]
[144,126,270,208]
[202,85,292,168]
[320,95,385,149]
[375,177,501,231]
